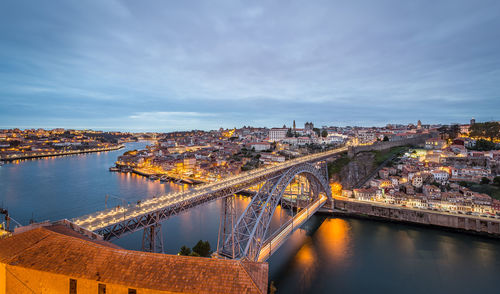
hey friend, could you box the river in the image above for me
[1,141,499,293]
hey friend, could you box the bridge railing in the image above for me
[72,147,347,230]
[257,195,327,262]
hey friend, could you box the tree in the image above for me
[480,177,491,185]
[473,139,496,151]
[383,136,389,141]
[438,124,460,139]
[178,245,191,256]
[313,128,321,137]
[286,128,293,137]
[321,130,328,138]
[192,240,212,257]
[470,122,500,141]
[449,124,460,139]
[493,176,500,186]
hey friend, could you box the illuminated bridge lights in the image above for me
[72,147,347,237]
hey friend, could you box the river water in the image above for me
[1,141,499,293]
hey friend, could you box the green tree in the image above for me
[383,136,389,141]
[438,124,460,139]
[470,122,500,141]
[192,240,212,257]
[286,128,293,137]
[178,245,191,256]
[472,139,496,151]
[188,251,200,257]
[493,176,500,186]
[480,177,491,185]
[321,130,328,138]
[313,128,321,137]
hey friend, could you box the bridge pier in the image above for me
[142,212,164,253]
[217,195,236,258]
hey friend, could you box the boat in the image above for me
[109,167,120,172]
[149,175,159,181]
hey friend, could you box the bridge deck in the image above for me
[257,195,327,262]
[72,147,346,236]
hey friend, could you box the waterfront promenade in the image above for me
[331,197,500,237]
[0,144,124,161]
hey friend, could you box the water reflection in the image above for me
[316,218,352,264]
[3,142,500,294]
[294,241,317,292]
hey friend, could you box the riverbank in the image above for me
[1,144,125,162]
[324,197,500,238]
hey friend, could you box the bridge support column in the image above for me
[142,212,164,253]
[217,195,236,258]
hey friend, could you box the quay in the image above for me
[0,144,125,162]
[321,197,500,238]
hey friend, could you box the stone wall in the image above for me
[347,133,436,158]
[333,198,500,236]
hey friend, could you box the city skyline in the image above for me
[1,0,500,131]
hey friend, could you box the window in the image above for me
[128,289,137,294]
[98,283,106,294]
[69,279,77,294]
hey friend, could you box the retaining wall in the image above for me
[333,198,500,236]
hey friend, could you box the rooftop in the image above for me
[0,224,268,293]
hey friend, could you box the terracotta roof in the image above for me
[0,226,268,293]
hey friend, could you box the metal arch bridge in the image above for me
[217,161,333,262]
[71,146,346,254]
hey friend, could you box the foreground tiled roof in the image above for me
[0,225,268,293]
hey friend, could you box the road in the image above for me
[258,195,327,262]
[334,196,500,222]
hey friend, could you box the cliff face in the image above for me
[331,152,375,189]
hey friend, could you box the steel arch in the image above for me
[220,162,332,261]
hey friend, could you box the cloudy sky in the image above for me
[1,0,499,131]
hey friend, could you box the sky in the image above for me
[1,0,500,132]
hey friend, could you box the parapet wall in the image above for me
[347,133,436,158]
[334,198,500,236]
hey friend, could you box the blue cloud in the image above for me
[1,0,499,131]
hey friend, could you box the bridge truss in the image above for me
[217,162,332,261]
[71,147,345,252]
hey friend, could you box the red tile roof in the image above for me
[0,225,268,293]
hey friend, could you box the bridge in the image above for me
[72,146,347,260]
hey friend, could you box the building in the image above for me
[411,175,423,188]
[431,170,449,183]
[353,188,377,200]
[0,223,268,294]
[183,157,196,169]
[425,138,446,150]
[249,142,271,152]
[356,131,376,144]
[269,128,287,142]
[304,122,314,131]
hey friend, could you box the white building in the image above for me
[356,131,376,144]
[431,170,449,183]
[269,128,287,142]
[250,142,271,152]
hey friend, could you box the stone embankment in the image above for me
[1,144,124,161]
[331,198,500,237]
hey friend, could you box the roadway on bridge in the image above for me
[257,195,327,262]
[72,147,346,233]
